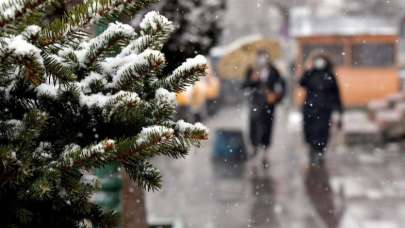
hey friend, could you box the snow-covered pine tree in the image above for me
[0,0,208,227]
[139,0,226,72]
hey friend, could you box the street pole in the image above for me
[122,171,148,228]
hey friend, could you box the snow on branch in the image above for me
[103,91,141,120]
[39,0,156,46]
[176,119,209,140]
[139,11,174,50]
[62,125,176,170]
[135,125,174,147]
[61,139,116,167]
[155,88,176,108]
[78,72,107,94]
[2,34,45,85]
[118,35,153,57]
[110,49,166,90]
[118,12,174,56]
[140,11,173,34]
[157,55,208,92]
[0,0,46,28]
[22,25,41,38]
[75,22,135,67]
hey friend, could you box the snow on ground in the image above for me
[146,103,405,227]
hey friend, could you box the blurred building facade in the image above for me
[219,0,405,66]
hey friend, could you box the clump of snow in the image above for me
[110,91,140,108]
[136,126,174,145]
[155,88,176,107]
[111,49,165,87]
[79,72,107,94]
[0,0,23,21]
[101,54,137,75]
[75,22,135,66]
[34,142,52,160]
[142,49,165,65]
[194,122,209,133]
[57,46,75,59]
[103,91,141,120]
[79,93,110,108]
[80,173,99,187]
[171,55,207,76]
[176,120,209,134]
[81,139,116,158]
[35,83,60,97]
[5,119,23,132]
[10,151,17,160]
[114,91,140,103]
[104,22,135,37]
[37,79,140,109]
[140,11,173,31]
[23,25,41,37]
[62,144,81,166]
[62,139,115,167]
[5,35,43,66]
[118,35,152,57]
[112,54,146,84]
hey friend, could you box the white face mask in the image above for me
[314,58,327,70]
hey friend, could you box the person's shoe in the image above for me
[310,153,324,168]
[262,158,270,170]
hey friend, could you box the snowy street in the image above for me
[146,103,405,228]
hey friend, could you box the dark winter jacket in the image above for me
[300,68,342,112]
[242,64,286,147]
[242,64,286,109]
[300,67,343,151]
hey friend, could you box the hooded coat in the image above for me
[243,64,286,147]
[300,63,343,151]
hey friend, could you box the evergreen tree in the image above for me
[140,0,226,72]
[0,0,208,227]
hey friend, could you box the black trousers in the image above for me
[249,106,274,148]
[303,105,333,152]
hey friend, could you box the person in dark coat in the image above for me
[243,49,286,170]
[299,52,343,166]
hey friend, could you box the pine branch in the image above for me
[123,159,161,191]
[1,34,45,85]
[117,11,174,57]
[0,8,210,226]
[39,0,157,47]
[110,49,165,92]
[77,22,135,70]
[0,0,47,29]
[41,52,77,84]
[155,55,208,92]
[139,11,174,50]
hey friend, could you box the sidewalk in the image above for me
[146,104,405,228]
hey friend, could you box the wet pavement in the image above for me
[146,104,405,228]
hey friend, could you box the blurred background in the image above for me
[89,0,405,227]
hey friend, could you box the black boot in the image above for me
[309,148,325,168]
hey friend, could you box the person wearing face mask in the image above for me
[243,49,286,172]
[299,52,343,167]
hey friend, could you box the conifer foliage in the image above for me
[0,0,208,227]
[142,0,226,72]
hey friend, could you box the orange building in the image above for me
[293,16,400,107]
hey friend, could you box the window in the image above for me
[302,44,345,66]
[352,43,395,67]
